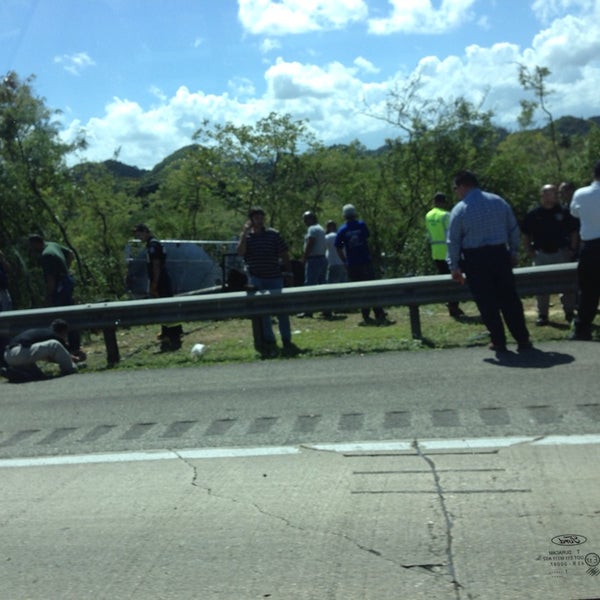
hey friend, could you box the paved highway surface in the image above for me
[1,341,599,599]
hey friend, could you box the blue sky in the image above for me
[3,0,600,169]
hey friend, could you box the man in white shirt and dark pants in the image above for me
[569,160,600,340]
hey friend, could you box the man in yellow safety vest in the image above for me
[425,192,464,318]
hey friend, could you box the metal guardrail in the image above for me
[0,263,578,365]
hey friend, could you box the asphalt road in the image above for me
[1,341,600,600]
[1,341,598,458]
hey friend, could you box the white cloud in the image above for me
[354,56,380,74]
[228,76,256,98]
[368,0,477,35]
[528,13,600,78]
[531,0,596,24]
[60,3,600,169]
[53,51,96,76]
[265,57,362,99]
[260,37,282,53]
[238,0,368,35]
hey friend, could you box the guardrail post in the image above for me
[102,327,120,366]
[408,305,422,340]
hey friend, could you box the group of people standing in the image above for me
[235,202,391,355]
[425,161,600,352]
[3,160,600,378]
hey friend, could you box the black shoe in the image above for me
[449,307,465,318]
[281,340,300,356]
[568,331,592,341]
[488,342,508,353]
[536,316,549,326]
[0,366,48,382]
[517,341,534,352]
[564,311,575,323]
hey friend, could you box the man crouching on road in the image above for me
[2,319,82,382]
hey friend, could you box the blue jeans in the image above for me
[248,275,291,345]
[304,256,327,286]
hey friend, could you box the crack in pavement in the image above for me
[413,439,465,600]
[171,449,448,580]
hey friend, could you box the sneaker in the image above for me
[535,316,549,326]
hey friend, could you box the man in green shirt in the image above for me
[28,233,85,360]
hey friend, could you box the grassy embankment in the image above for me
[77,296,575,373]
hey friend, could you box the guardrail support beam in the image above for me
[408,305,422,340]
[102,327,120,366]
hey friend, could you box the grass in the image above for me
[78,296,578,373]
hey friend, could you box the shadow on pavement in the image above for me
[483,347,575,369]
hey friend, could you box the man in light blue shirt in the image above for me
[447,170,531,352]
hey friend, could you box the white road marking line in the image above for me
[1,434,600,468]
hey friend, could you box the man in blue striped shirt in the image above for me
[447,170,531,353]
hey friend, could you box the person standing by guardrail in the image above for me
[132,224,183,351]
[335,204,391,326]
[521,184,579,325]
[568,160,600,341]
[425,192,464,318]
[0,249,13,312]
[237,206,294,356]
[28,233,85,361]
[325,220,347,285]
[447,170,532,353]
[297,210,327,319]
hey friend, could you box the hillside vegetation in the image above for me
[1,69,600,310]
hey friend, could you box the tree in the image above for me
[192,112,319,249]
[366,77,501,276]
[0,71,85,306]
[518,64,562,180]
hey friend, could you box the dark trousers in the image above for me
[462,245,529,347]
[434,259,460,314]
[575,239,600,335]
[347,263,385,321]
[53,274,81,352]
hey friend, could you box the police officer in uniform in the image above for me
[133,224,183,351]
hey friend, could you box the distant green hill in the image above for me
[72,116,600,196]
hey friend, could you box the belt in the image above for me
[536,247,565,253]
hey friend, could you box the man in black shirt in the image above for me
[133,224,182,351]
[521,184,579,325]
[1,319,80,382]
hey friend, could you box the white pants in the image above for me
[4,340,77,375]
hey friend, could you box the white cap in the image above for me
[342,204,357,218]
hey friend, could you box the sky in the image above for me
[2,0,600,170]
